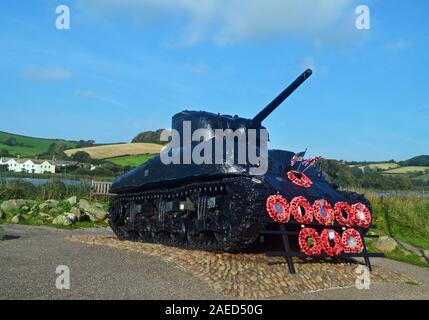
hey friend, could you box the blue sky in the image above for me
[0,0,428,161]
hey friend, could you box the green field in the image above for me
[0,131,76,157]
[106,154,156,167]
[383,166,429,174]
[357,163,400,170]
[413,173,429,181]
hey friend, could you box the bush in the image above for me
[0,179,89,201]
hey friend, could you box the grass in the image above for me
[64,143,163,159]
[383,166,429,174]
[106,154,156,167]
[413,173,429,182]
[0,131,76,157]
[357,163,400,171]
[1,217,108,230]
[366,193,429,250]
[366,240,428,268]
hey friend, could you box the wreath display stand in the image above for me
[259,216,384,274]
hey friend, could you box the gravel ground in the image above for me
[1,224,428,300]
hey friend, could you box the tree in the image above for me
[0,148,11,157]
[3,137,18,146]
[75,140,95,148]
[71,151,91,163]
[40,141,70,160]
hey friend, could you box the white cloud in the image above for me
[76,0,361,46]
[384,40,412,51]
[75,90,122,107]
[24,67,72,81]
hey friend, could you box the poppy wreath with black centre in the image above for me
[299,227,322,256]
[334,201,357,227]
[320,229,343,256]
[287,170,312,188]
[266,195,290,223]
[342,228,363,253]
[312,199,335,226]
[289,196,314,224]
[351,203,372,229]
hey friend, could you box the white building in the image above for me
[1,158,56,174]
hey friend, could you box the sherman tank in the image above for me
[108,69,370,251]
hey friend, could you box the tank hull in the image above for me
[108,150,370,251]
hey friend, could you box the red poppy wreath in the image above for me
[299,227,322,255]
[266,195,290,223]
[290,196,314,224]
[287,170,312,188]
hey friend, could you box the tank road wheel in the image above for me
[154,231,170,244]
[170,219,187,245]
[187,230,215,249]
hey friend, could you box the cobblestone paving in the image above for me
[70,236,418,299]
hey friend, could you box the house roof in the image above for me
[5,158,55,165]
[2,157,78,166]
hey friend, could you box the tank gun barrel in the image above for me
[251,69,312,127]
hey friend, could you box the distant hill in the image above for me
[0,131,76,157]
[132,129,168,145]
[398,155,429,167]
[64,143,163,160]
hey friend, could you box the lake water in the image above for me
[0,177,90,186]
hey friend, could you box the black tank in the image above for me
[108,69,370,251]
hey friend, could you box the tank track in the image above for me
[108,176,268,251]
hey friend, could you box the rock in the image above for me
[1,199,27,214]
[374,236,397,253]
[11,214,24,224]
[78,199,107,221]
[20,206,30,213]
[69,207,84,221]
[46,199,59,207]
[65,213,77,223]
[66,196,78,206]
[39,200,59,211]
[49,208,61,215]
[52,215,73,226]
[0,209,4,220]
[39,213,53,220]
[424,250,429,260]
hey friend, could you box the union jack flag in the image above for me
[302,156,322,168]
[291,150,306,166]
